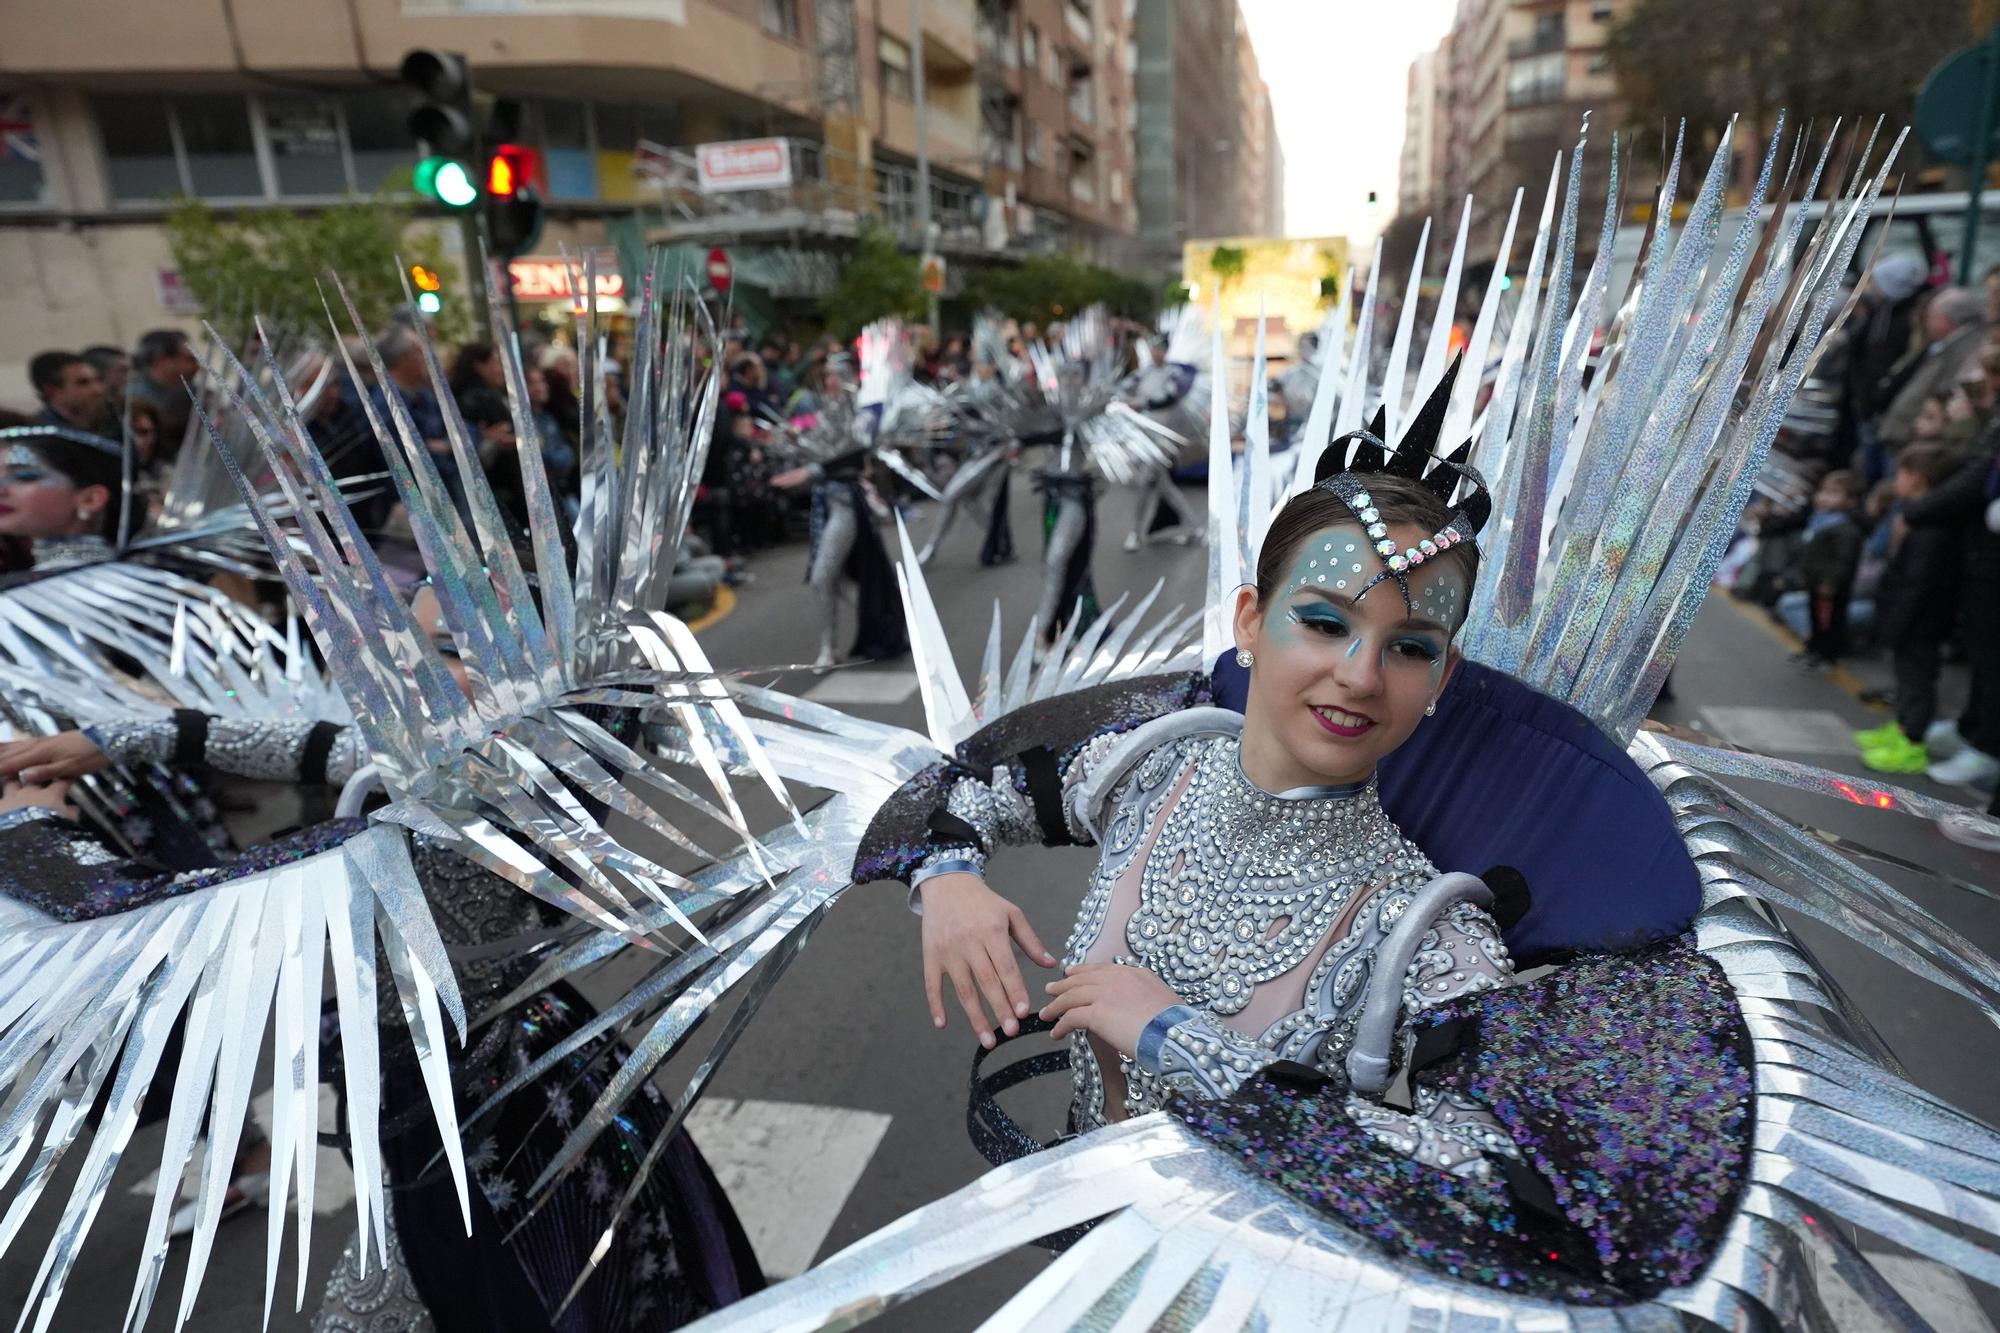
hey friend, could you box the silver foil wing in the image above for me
[0,824,465,1333]
[1632,731,2000,1328]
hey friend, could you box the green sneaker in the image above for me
[1861,734,1931,774]
[1854,721,1903,749]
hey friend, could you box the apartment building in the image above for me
[1133,0,1284,273]
[0,0,1143,388]
[1399,0,1628,273]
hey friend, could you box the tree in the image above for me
[1607,0,1975,176]
[819,226,926,338]
[962,253,1157,325]
[164,194,466,346]
[1207,245,1248,288]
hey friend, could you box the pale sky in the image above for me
[1239,0,1458,246]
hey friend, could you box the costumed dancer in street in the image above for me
[917,314,1027,569]
[1012,306,1181,652]
[1120,305,1209,552]
[508,120,2000,1329]
[0,269,783,1332]
[769,319,947,672]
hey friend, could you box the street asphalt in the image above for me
[4,468,1997,1330]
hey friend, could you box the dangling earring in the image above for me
[1235,648,1254,668]
[1424,701,1437,717]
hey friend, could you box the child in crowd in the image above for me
[1780,469,1868,671]
[1856,445,1963,772]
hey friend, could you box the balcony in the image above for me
[646,135,1018,256]
[1505,80,1567,109]
[1507,29,1565,59]
[1067,85,1095,125]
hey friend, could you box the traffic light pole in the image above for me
[462,211,493,335]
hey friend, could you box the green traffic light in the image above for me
[417,291,443,315]
[414,155,479,209]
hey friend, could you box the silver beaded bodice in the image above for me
[1065,730,1470,1125]
[1124,740,1400,1015]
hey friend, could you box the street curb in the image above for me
[689,583,737,635]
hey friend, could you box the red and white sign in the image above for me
[695,137,792,194]
[507,251,626,303]
[155,268,202,315]
[706,247,732,294]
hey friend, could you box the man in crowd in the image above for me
[1877,287,1986,458]
[28,351,114,439]
[82,345,130,420]
[126,329,204,456]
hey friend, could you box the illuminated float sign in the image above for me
[695,137,792,193]
[507,252,626,303]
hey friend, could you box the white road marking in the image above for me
[1696,706,1864,757]
[803,671,921,706]
[683,1097,891,1278]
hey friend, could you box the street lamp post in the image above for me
[910,0,940,328]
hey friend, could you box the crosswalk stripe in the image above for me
[684,1097,892,1278]
[803,671,921,706]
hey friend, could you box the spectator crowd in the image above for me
[1722,254,2000,812]
[8,311,1141,621]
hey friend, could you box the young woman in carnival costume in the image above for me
[641,120,2000,1328]
[767,319,947,673]
[0,271,777,1332]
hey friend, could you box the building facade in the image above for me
[1397,0,1629,275]
[1133,0,1283,274]
[0,0,1144,395]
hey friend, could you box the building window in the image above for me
[1025,120,1043,166]
[1587,51,1610,74]
[1590,1,1615,20]
[343,92,416,193]
[94,89,428,203]
[880,34,914,101]
[1022,25,1039,75]
[176,93,262,198]
[96,94,183,202]
[533,99,597,199]
[1050,43,1065,85]
[1506,52,1565,106]
[760,0,801,41]
[1109,168,1125,205]
[263,95,348,197]
[0,91,50,205]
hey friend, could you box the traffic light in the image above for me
[410,263,444,317]
[484,143,545,260]
[403,50,479,209]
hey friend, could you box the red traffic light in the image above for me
[486,144,541,197]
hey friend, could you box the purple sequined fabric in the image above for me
[851,670,1212,885]
[1172,937,1752,1304]
[1173,1070,1613,1303]
[1414,935,1753,1295]
[0,816,366,922]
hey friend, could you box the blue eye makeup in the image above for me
[0,467,50,487]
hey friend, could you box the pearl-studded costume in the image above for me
[906,701,1517,1177]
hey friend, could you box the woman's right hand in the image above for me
[919,872,1059,1048]
[0,779,75,819]
[0,731,108,784]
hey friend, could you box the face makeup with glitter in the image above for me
[0,445,88,539]
[1234,521,1466,790]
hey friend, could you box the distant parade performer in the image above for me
[1121,307,1210,552]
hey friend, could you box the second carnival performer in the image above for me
[1120,308,1209,552]
[1004,308,1181,653]
[0,272,783,1332]
[768,320,946,672]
